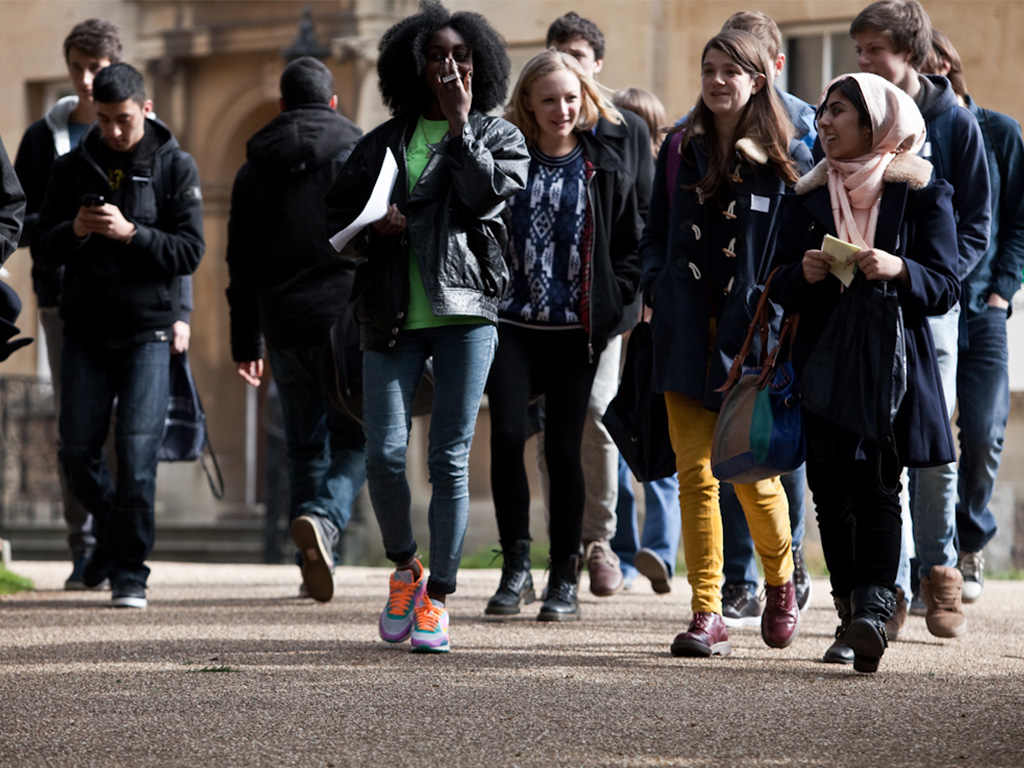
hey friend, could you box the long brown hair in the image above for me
[678,29,798,202]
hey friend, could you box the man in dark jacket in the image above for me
[15,19,193,590]
[927,30,1024,610]
[33,63,204,609]
[226,56,364,603]
[851,0,990,639]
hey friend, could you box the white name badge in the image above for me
[921,141,933,158]
[751,194,770,213]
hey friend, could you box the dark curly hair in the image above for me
[376,0,511,116]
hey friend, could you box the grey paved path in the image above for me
[2,561,1023,767]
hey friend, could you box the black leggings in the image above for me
[487,324,598,561]
[805,426,902,597]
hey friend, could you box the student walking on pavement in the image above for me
[771,73,960,672]
[323,1,528,653]
[226,56,365,603]
[485,50,640,622]
[640,30,801,658]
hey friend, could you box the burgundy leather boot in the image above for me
[670,612,731,657]
[761,578,800,648]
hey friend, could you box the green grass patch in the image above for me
[0,565,34,595]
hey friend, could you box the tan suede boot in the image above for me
[920,565,967,639]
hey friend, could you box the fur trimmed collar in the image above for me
[795,153,933,194]
[688,122,770,166]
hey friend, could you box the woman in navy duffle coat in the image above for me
[638,29,802,660]
[769,73,960,674]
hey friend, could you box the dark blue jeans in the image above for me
[59,339,169,589]
[267,345,366,538]
[955,307,1010,553]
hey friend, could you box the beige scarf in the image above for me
[822,73,926,248]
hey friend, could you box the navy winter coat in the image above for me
[770,154,961,468]
[640,130,791,411]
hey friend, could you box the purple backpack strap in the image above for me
[665,130,684,206]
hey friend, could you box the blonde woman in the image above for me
[485,50,640,621]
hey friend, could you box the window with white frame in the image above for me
[780,22,860,106]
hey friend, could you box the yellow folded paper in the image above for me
[821,234,861,287]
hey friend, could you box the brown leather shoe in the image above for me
[584,540,623,597]
[761,578,799,648]
[671,612,731,657]
[886,587,908,641]
[921,565,967,638]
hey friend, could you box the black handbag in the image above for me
[603,321,676,482]
[798,272,907,489]
[157,351,224,499]
[323,305,434,427]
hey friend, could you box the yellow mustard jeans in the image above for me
[665,391,794,614]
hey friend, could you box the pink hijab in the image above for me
[821,72,926,248]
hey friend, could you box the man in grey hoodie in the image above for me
[14,20,123,590]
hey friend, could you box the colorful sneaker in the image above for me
[410,594,450,653]
[379,566,426,643]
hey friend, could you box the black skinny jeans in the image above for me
[487,323,598,562]
[805,422,902,598]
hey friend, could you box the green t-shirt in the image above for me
[404,115,486,330]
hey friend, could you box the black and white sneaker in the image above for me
[291,514,337,603]
[721,583,761,628]
[111,583,147,609]
[793,547,812,611]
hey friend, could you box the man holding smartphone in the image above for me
[33,62,204,609]
[14,19,193,590]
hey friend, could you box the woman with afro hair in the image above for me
[325,0,529,654]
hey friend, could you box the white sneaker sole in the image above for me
[111,595,147,609]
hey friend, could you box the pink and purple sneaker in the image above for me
[410,594,450,653]
[379,567,426,643]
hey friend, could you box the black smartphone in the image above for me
[81,193,105,207]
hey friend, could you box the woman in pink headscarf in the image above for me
[770,73,960,673]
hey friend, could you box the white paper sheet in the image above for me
[329,147,399,252]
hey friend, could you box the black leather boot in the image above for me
[485,540,536,616]
[538,555,581,622]
[846,585,897,673]
[822,595,854,665]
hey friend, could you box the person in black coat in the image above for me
[32,63,204,610]
[225,56,364,604]
[485,49,640,622]
[770,73,960,673]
